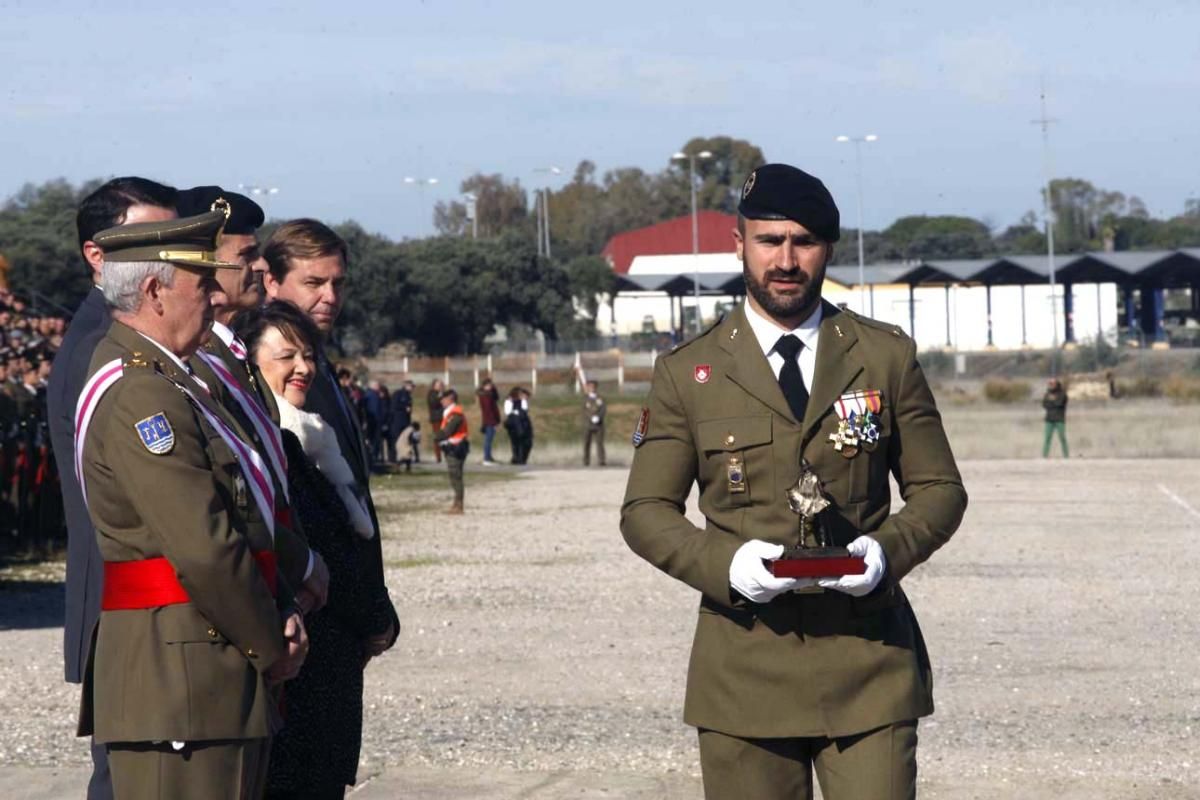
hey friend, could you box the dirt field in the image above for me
[2,457,1199,798]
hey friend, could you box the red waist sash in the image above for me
[102,551,278,611]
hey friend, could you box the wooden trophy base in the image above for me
[770,547,867,578]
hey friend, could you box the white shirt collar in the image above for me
[743,299,823,359]
[210,321,235,349]
[134,331,190,373]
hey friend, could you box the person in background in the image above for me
[236,300,391,799]
[476,376,501,466]
[427,377,445,463]
[503,386,530,465]
[582,379,606,467]
[361,380,383,467]
[390,379,413,464]
[378,383,394,464]
[435,389,469,514]
[1042,377,1069,458]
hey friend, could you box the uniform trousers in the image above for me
[698,721,917,800]
[583,425,606,466]
[445,452,465,505]
[107,738,270,800]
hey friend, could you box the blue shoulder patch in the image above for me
[134,412,175,455]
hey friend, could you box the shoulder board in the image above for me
[668,314,725,355]
[123,350,152,369]
[840,308,908,339]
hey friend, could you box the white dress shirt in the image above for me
[742,299,822,391]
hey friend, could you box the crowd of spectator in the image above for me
[338,374,535,470]
[0,286,71,552]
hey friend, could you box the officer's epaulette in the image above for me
[668,313,726,355]
[839,308,908,339]
[123,351,151,369]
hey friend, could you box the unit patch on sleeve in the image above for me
[134,412,175,455]
[632,407,650,447]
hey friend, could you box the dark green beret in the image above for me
[176,186,264,235]
[93,205,239,270]
[737,163,841,243]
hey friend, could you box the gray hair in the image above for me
[102,260,176,313]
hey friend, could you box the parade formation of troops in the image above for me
[25,161,965,799]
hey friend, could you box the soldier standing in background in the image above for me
[582,379,606,467]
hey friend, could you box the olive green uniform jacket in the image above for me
[79,322,289,744]
[621,302,967,739]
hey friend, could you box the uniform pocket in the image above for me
[697,417,773,508]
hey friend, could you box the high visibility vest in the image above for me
[443,403,469,444]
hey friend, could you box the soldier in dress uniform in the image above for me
[78,207,310,799]
[621,164,968,800]
[175,187,330,611]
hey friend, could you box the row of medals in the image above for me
[828,410,881,458]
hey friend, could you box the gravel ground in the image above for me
[2,459,1200,798]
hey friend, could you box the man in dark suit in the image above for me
[263,218,399,656]
[47,176,177,800]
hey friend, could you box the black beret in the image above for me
[175,186,264,235]
[737,163,841,243]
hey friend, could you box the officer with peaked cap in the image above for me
[78,206,309,799]
[175,187,331,614]
[621,163,967,799]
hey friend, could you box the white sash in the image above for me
[175,381,276,541]
[195,350,289,502]
[73,358,276,540]
[73,358,124,507]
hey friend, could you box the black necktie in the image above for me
[774,334,809,424]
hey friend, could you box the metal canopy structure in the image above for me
[611,249,1200,347]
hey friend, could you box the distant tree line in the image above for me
[1,141,1198,354]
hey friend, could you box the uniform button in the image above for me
[206,627,218,638]
[725,434,736,446]
[247,648,258,658]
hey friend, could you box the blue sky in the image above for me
[2,0,1197,241]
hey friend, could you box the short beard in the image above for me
[743,263,825,322]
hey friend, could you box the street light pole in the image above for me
[1032,85,1060,365]
[673,149,713,334]
[533,167,563,260]
[403,176,439,235]
[835,134,878,316]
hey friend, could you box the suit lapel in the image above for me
[716,304,806,425]
[800,303,864,443]
[313,355,369,480]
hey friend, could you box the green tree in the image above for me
[995,211,1047,254]
[879,215,995,260]
[433,173,530,238]
[0,178,100,312]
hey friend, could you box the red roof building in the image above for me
[601,211,738,274]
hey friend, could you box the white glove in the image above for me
[818,536,887,597]
[729,540,810,603]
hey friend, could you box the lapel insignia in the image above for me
[694,365,712,384]
[632,407,650,447]
[134,412,175,455]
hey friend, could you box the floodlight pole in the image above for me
[1033,84,1060,368]
[836,135,878,316]
[673,149,713,334]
